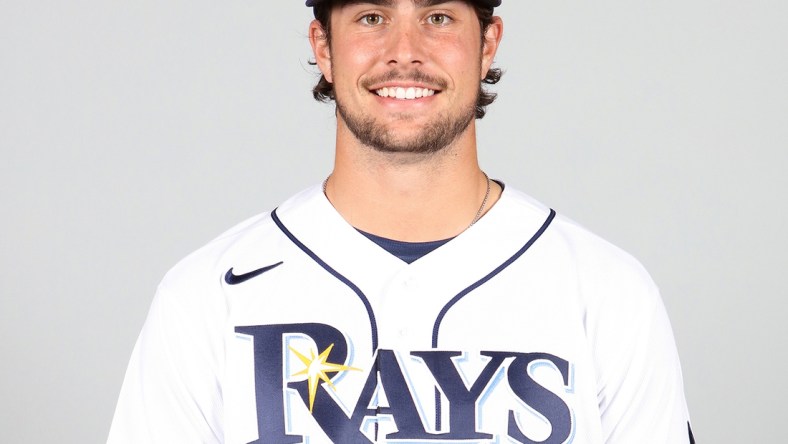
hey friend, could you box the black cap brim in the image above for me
[305,0,501,7]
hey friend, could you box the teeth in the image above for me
[375,87,436,100]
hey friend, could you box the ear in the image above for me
[309,19,333,83]
[480,16,503,79]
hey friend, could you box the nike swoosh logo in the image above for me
[224,261,284,285]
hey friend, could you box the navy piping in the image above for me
[271,208,379,352]
[431,209,556,348]
[431,208,556,431]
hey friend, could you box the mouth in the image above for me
[373,86,438,100]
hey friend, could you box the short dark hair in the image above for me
[309,0,503,119]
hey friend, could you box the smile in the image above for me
[374,87,437,100]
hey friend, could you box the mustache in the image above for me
[363,70,448,90]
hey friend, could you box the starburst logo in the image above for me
[289,343,362,413]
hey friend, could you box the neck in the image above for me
[325,120,501,242]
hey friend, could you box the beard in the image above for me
[335,72,479,155]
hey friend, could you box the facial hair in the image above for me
[335,71,479,155]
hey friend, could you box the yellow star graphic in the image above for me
[289,343,361,413]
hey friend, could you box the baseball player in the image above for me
[108,1,694,443]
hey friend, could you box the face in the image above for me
[310,0,502,154]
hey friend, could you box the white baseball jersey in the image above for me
[108,183,693,443]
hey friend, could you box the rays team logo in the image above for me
[288,342,362,413]
[236,323,575,444]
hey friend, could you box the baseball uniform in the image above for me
[108,183,693,443]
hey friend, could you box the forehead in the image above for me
[340,0,466,8]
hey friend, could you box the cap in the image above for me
[305,0,501,7]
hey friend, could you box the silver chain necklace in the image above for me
[468,171,491,228]
[322,172,491,229]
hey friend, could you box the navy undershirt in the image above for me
[357,230,453,264]
[355,180,503,263]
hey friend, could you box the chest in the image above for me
[221,257,604,443]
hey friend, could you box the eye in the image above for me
[360,14,384,26]
[427,13,452,26]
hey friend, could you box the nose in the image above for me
[384,20,425,67]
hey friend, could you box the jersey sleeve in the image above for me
[590,270,692,443]
[107,280,226,444]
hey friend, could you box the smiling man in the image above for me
[311,0,505,241]
[108,1,694,443]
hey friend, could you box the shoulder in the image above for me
[500,185,660,309]
[501,186,649,266]
[158,211,274,293]
[552,210,655,290]
[155,185,325,305]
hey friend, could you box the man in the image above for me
[109,1,694,443]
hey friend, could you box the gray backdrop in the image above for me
[2,1,786,442]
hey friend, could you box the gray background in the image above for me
[1,0,785,442]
